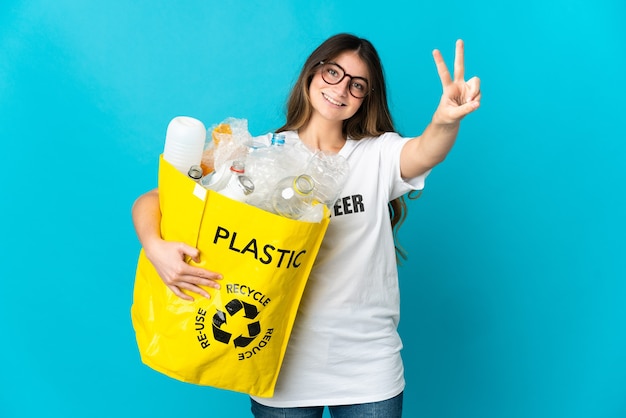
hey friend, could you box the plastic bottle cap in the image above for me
[271,133,286,146]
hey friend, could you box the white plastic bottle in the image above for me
[201,160,244,191]
[163,116,206,175]
[220,174,255,202]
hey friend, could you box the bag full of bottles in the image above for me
[131,115,344,396]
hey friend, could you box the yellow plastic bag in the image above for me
[131,156,329,397]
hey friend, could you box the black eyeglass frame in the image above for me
[317,61,372,99]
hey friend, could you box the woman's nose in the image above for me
[334,77,351,96]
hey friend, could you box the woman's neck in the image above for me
[298,118,346,153]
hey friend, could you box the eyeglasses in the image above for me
[318,61,371,99]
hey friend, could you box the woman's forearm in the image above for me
[418,119,460,166]
[400,120,460,179]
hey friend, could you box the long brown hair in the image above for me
[277,33,415,260]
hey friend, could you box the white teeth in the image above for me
[323,93,343,106]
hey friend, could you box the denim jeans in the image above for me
[250,392,403,418]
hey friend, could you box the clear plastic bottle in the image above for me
[270,174,315,219]
[244,134,288,209]
[305,151,349,206]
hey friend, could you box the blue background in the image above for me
[1,1,625,417]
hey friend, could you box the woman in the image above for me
[132,33,481,417]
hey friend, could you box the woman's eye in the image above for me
[352,81,364,91]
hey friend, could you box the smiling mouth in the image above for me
[322,93,345,107]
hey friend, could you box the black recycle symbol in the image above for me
[212,298,261,348]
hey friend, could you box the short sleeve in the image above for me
[378,132,431,200]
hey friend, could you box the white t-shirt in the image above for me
[252,131,429,407]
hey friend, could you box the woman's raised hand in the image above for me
[432,39,481,125]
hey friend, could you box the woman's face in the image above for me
[308,50,369,124]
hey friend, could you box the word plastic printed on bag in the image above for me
[131,155,330,397]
